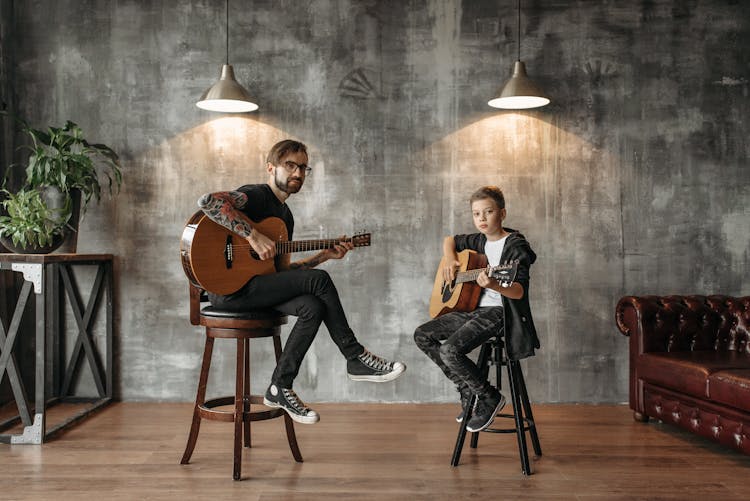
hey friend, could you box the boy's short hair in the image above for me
[266,139,308,165]
[470,186,505,210]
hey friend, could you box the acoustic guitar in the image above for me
[428,250,518,318]
[180,211,371,295]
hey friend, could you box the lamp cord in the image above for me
[225,0,229,65]
[517,0,521,61]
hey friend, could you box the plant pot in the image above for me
[42,187,80,253]
[56,189,81,253]
[0,234,66,254]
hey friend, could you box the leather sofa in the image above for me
[616,295,750,454]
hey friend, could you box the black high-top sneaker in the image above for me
[466,388,506,432]
[263,384,320,424]
[456,385,474,423]
[346,349,406,382]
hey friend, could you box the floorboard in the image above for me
[1,402,749,500]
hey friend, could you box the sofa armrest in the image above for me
[616,295,672,354]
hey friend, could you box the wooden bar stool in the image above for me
[180,284,303,480]
[451,336,542,475]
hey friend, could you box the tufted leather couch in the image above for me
[616,295,750,454]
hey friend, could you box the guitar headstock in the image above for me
[351,232,371,248]
[491,259,519,288]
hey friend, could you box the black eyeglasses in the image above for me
[279,160,312,174]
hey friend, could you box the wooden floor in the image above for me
[1,402,749,500]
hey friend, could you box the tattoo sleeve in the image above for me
[197,191,254,238]
[288,254,325,270]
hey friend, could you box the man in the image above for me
[197,139,405,424]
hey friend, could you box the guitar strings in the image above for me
[455,264,513,284]
[227,239,366,251]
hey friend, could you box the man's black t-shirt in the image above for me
[236,184,294,240]
[208,183,294,301]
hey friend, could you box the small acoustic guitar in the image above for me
[180,211,371,295]
[428,250,518,318]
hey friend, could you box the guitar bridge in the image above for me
[224,235,233,269]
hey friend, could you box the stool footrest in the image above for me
[199,396,285,422]
[483,413,536,434]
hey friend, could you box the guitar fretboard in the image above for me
[455,264,513,284]
[276,238,354,254]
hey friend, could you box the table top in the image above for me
[0,253,113,264]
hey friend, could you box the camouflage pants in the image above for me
[413,307,504,396]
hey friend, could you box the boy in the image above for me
[414,186,539,432]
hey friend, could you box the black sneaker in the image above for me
[347,349,406,382]
[456,385,474,423]
[263,384,320,424]
[466,389,506,432]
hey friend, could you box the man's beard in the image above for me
[275,171,303,194]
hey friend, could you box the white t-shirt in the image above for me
[478,235,508,308]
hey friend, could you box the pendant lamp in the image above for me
[488,0,550,110]
[196,0,258,112]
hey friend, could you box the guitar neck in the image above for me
[455,265,508,284]
[276,238,352,254]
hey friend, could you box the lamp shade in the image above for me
[488,61,549,110]
[196,64,258,113]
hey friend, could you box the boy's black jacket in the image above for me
[453,229,540,360]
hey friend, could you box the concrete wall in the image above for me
[5,0,749,403]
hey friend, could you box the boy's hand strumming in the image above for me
[442,258,461,283]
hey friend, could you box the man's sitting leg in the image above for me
[347,348,406,382]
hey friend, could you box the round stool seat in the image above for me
[199,306,287,330]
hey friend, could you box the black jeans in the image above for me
[209,269,364,388]
[413,307,505,396]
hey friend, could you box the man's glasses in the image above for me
[279,160,312,174]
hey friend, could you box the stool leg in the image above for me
[517,362,542,457]
[233,338,244,480]
[495,341,504,394]
[181,336,214,465]
[451,394,475,466]
[243,338,252,448]
[452,342,491,464]
[470,343,492,450]
[508,361,532,475]
[273,334,303,462]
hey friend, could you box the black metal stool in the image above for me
[180,284,303,480]
[451,336,542,475]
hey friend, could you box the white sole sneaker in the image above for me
[263,397,320,424]
[347,362,406,382]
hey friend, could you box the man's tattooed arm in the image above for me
[284,238,353,270]
[288,253,326,270]
[197,191,254,237]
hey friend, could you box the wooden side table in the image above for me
[0,253,114,444]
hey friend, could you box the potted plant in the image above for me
[0,187,70,253]
[23,120,122,211]
[0,115,122,253]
